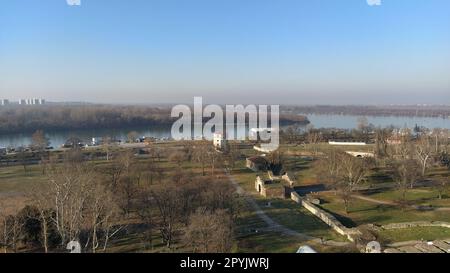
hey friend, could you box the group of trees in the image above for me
[284,105,450,118]
[0,105,314,135]
[146,175,237,250]
[0,155,123,253]
[318,126,450,212]
[167,141,240,177]
[386,131,450,205]
[0,141,239,253]
[319,151,374,213]
[0,105,174,134]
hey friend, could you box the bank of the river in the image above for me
[0,114,448,148]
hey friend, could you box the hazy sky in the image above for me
[1,0,449,105]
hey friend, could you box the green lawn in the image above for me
[281,143,376,155]
[0,165,47,194]
[378,227,450,244]
[233,143,450,244]
[235,196,354,253]
[254,198,347,241]
[318,193,450,227]
[369,188,450,207]
[231,161,346,243]
[235,231,357,253]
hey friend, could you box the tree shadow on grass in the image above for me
[359,188,392,196]
[317,206,357,228]
[233,168,257,175]
[295,184,327,196]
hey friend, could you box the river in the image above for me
[0,114,449,148]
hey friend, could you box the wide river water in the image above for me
[0,114,449,148]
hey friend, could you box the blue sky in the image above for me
[0,0,449,104]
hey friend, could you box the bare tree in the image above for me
[85,181,121,253]
[336,154,371,214]
[127,131,139,143]
[169,150,187,166]
[267,150,284,166]
[0,201,10,253]
[0,201,25,253]
[17,149,28,173]
[390,158,422,206]
[415,135,434,176]
[103,136,117,161]
[185,208,233,253]
[374,128,392,158]
[435,176,449,200]
[182,141,195,162]
[282,125,300,144]
[357,117,372,142]
[28,184,53,253]
[306,127,322,157]
[135,188,156,250]
[151,182,182,249]
[318,149,341,191]
[207,149,221,176]
[116,175,138,217]
[45,161,97,248]
[31,130,49,151]
[202,179,237,214]
[109,151,139,216]
[194,141,211,176]
[151,147,164,162]
[226,142,240,170]
[392,129,413,158]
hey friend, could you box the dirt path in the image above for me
[225,169,351,247]
[353,194,450,212]
[352,195,396,206]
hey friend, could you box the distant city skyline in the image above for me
[1,0,449,105]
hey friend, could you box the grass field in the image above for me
[0,165,47,194]
[254,198,347,241]
[369,188,450,207]
[317,192,450,227]
[281,143,376,154]
[378,227,450,243]
[230,161,347,244]
[234,189,354,253]
[2,141,450,251]
[2,143,341,253]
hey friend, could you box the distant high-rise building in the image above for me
[19,98,46,105]
[0,99,9,106]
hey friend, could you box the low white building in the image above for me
[213,133,227,151]
[250,128,274,140]
[345,151,375,158]
[329,141,367,146]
